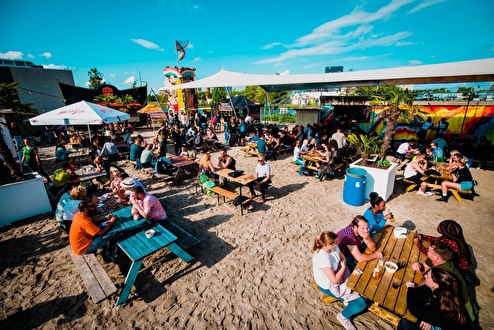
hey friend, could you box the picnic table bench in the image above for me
[66,246,117,303]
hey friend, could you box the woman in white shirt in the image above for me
[312,231,366,330]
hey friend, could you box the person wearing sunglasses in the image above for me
[247,156,272,204]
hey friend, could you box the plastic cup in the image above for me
[145,229,155,238]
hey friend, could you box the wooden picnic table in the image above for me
[75,165,107,183]
[68,147,92,164]
[213,168,256,215]
[167,154,199,186]
[240,143,259,157]
[107,206,194,307]
[346,225,426,326]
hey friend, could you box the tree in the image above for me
[369,85,423,159]
[88,68,104,89]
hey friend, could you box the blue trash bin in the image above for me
[343,168,367,206]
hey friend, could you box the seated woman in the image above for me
[266,133,280,160]
[55,143,71,162]
[437,157,473,202]
[413,220,476,284]
[445,150,461,172]
[69,133,82,148]
[312,231,367,330]
[404,152,432,196]
[198,152,217,175]
[336,216,383,271]
[315,142,334,181]
[363,192,393,236]
[62,186,94,234]
[398,268,470,330]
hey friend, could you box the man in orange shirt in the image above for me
[69,201,118,255]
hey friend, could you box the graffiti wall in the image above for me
[364,104,494,142]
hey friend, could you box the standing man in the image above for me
[156,123,169,154]
[171,124,183,155]
[69,201,118,255]
[248,156,272,204]
[331,127,347,154]
[130,186,168,221]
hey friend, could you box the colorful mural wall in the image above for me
[363,104,494,142]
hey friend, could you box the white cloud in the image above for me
[0,51,23,59]
[407,0,446,14]
[124,76,136,85]
[408,60,422,65]
[27,54,35,59]
[302,62,325,69]
[192,57,201,63]
[408,60,422,66]
[109,73,116,78]
[40,52,52,59]
[43,63,67,69]
[277,70,290,75]
[395,41,415,46]
[255,1,415,66]
[260,42,282,50]
[130,38,164,51]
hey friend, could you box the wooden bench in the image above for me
[311,281,338,304]
[209,186,239,205]
[275,147,293,156]
[403,178,417,192]
[449,188,473,203]
[66,246,117,303]
[161,220,201,250]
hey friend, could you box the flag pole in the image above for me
[175,39,179,68]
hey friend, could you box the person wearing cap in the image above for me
[117,177,146,205]
[129,186,167,221]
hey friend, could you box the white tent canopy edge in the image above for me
[170,58,494,92]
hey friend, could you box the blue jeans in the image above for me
[317,285,366,319]
[295,159,305,174]
[85,235,108,254]
[345,256,358,272]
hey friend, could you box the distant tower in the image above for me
[325,66,343,73]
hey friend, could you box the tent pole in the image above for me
[87,124,92,142]
[226,88,237,119]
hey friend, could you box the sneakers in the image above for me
[416,190,433,196]
[336,312,356,330]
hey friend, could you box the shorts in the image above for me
[460,181,473,190]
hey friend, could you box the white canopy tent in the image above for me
[171,58,494,92]
[29,100,130,140]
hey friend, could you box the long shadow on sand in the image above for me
[0,293,88,328]
[0,228,66,275]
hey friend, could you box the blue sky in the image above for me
[1,0,493,91]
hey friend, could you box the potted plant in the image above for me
[347,133,398,201]
[346,134,383,166]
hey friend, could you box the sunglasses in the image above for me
[258,159,264,162]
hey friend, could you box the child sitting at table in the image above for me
[312,231,367,330]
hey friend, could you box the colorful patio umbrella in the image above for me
[137,104,164,114]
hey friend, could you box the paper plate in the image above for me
[393,227,408,239]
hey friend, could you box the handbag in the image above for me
[228,170,244,178]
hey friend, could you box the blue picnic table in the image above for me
[109,206,194,307]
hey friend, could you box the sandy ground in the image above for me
[1,127,493,329]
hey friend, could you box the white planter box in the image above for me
[350,159,398,201]
[0,172,52,227]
